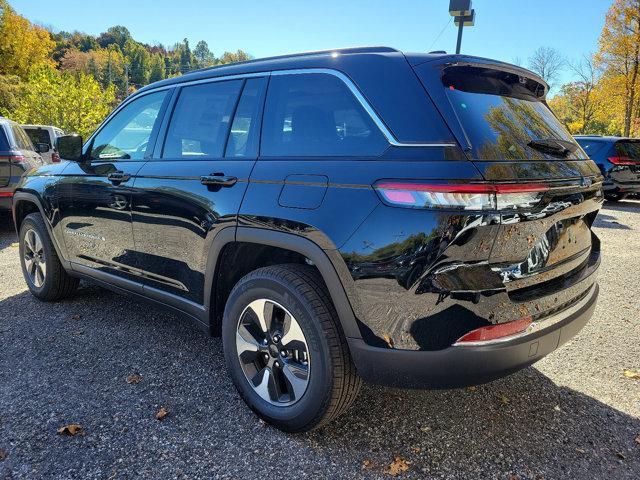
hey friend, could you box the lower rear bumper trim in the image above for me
[348,283,599,389]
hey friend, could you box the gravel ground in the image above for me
[0,202,639,480]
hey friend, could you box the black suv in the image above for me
[574,135,640,201]
[13,47,603,432]
[0,117,45,212]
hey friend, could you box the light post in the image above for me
[449,0,476,54]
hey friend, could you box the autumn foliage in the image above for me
[0,0,250,138]
[550,0,640,137]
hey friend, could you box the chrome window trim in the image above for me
[86,68,455,150]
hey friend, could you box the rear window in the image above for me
[441,65,587,161]
[615,140,640,159]
[24,128,51,147]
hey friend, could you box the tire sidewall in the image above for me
[19,215,55,298]
[222,273,334,430]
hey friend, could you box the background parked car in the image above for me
[575,135,640,201]
[0,117,45,212]
[22,124,65,164]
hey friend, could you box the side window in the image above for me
[261,73,388,157]
[162,80,242,159]
[225,77,267,158]
[90,90,168,161]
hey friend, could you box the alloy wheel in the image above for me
[236,299,310,406]
[23,229,46,288]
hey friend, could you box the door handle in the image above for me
[200,174,237,187]
[107,171,131,183]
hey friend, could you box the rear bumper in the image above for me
[348,283,598,389]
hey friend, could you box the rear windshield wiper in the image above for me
[527,138,578,157]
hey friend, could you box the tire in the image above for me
[19,213,79,301]
[605,191,627,202]
[222,264,361,432]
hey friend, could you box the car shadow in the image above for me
[593,212,632,230]
[1,286,638,479]
[603,199,640,213]
[0,213,17,251]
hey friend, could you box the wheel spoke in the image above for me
[34,264,44,287]
[236,324,262,361]
[281,312,306,348]
[253,367,277,402]
[246,299,272,333]
[34,234,43,255]
[24,257,35,272]
[282,362,309,401]
[25,231,36,254]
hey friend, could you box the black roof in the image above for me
[135,46,546,96]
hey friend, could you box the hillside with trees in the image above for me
[3,0,640,139]
[0,0,250,137]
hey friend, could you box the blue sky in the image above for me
[12,0,611,86]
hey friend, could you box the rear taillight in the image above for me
[51,151,60,163]
[373,181,549,210]
[0,154,29,170]
[608,156,638,165]
[454,316,533,345]
[0,192,13,198]
[0,155,25,163]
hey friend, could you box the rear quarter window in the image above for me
[575,140,607,158]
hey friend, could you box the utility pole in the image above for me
[449,0,476,54]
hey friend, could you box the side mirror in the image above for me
[57,134,84,162]
[34,143,50,154]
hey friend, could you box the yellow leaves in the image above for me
[57,424,83,436]
[8,65,116,139]
[155,407,168,421]
[382,333,394,349]
[623,369,640,379]
[0,3,55,79]
[384,457,410,476]
[362,459,374,470]
[126,374,142,384]
[498,394,510,405]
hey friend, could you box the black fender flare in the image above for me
[12,191,71,269]
[203,226,362,339]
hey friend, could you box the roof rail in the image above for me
[190,46,400,75]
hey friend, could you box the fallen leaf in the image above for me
[382,333,394,349]
[635,434,640,445]
[57,424,83,436]
[155,407,168,421]
[0,449,6,461]
[126,374,142,384]
[385,457,410,476]
[466,386,477,392]
[70,314,82,321]
[623,369,640,380]
[575,447,586,454]
[362,459,375,470]
[419,425,432,433]
[410,446,422,453]
[498,394,510,405]
[554,405,562,412]
[615,451,626,460]
[72,330,84,336]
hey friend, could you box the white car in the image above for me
[22,124,65,164]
